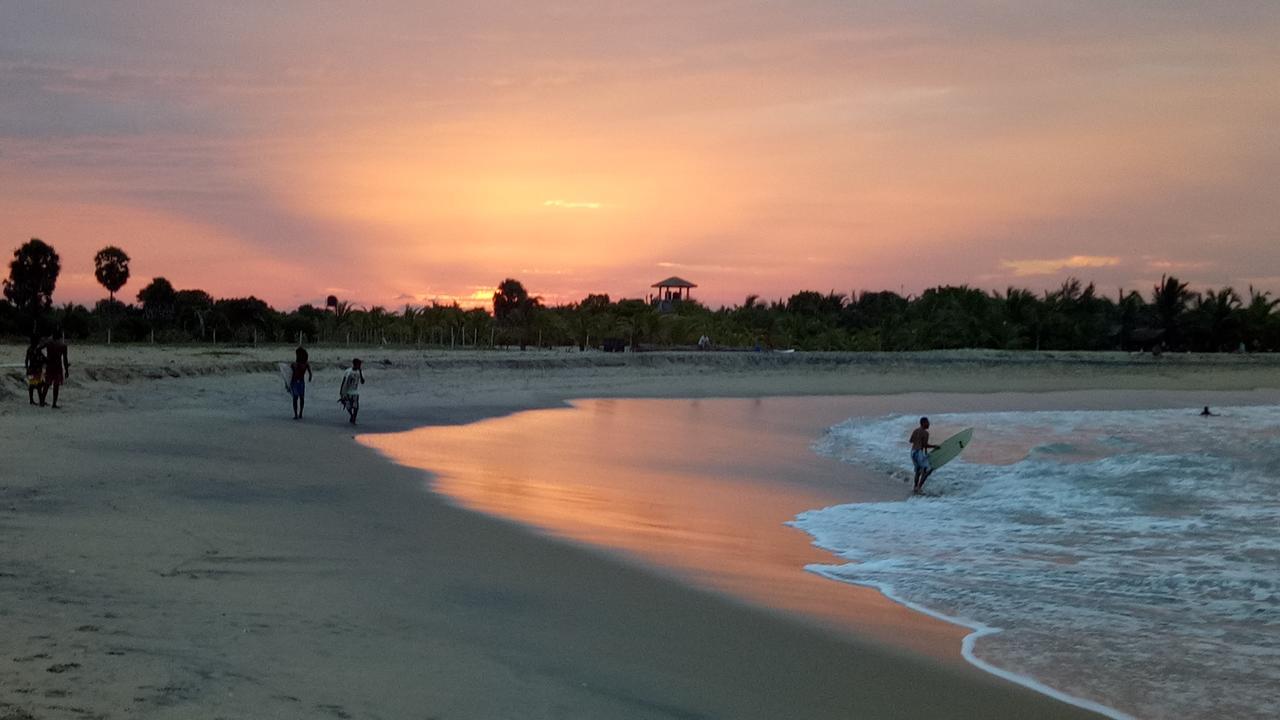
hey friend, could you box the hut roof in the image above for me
[651,276,697,289]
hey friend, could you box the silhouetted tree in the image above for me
[909,285,997,349]
[1241,287,1279,351]
[1040,278,1108,350]
[493,279,529,320]
[174,289,214,339]
[211,296,274,342]
[1151,275,1193,349]
[137,277,177,323]
[493,278,542,349]
[1001,287,1043,349]
[93,246,130,342]
[93,246,130,302]
[1189,287,1241,352]
[1114,289,1147,351]
[4,238,61,329]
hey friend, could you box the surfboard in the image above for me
[927,427,973,470]
[277,362,292,393]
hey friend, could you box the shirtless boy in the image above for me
[43,331,70,409]
[909,417,940,494]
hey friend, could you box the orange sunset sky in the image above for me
[2,2,1278,309]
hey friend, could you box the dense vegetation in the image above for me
[4,238,1279,352]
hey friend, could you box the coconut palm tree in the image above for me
[1151,275,1193,349]
[1190,287,1242,351]
[492,278,541,349]
[1241,287,1280,351]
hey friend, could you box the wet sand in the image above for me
[363,396,969,660]
[3,345,1276,718]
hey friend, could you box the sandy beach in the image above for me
[3,345,1278,719]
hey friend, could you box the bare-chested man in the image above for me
[909,417,940,494]
[43,330,70,409]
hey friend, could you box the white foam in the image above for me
[792,406,1280,720]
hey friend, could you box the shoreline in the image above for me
[365,389,1280,720]
[4,348,1277,718]
[822,572,1136,720]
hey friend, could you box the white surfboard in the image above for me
[927,427,973,470]
[277,362,292,393]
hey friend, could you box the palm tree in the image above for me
[1115,289,1146,351]
[93,246,130,343]
[1151,275,1193,349]
[1002,287,1042,350]
[1191,287,1241,351]
[1241,287,1279,351]
[492,278,541,349]
[93,246,130,303]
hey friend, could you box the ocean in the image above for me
[794,405,1280,720]
[362,393,1280,719]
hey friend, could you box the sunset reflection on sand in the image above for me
[362,397,967,658]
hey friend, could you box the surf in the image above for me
[793,406,1280,720]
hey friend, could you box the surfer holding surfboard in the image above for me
[909,417,940,494]
[908,419,974,495]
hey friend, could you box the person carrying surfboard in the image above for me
[289,346,313,420]
[909,417,940,494]
[338,358,364,425]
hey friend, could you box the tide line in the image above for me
[806,566,1136,720]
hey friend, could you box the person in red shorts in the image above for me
[42,330,70,409]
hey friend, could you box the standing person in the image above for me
[290,346,313,420]
[24,334,46,406]
[43,329,70,409]
[339,358,364,425]
[909,417,940,495]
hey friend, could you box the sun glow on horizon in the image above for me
[2,4,1278,309]
[543,200,604,210]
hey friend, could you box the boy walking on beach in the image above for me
[290,346,313,420]
[339,358,364,425]
[24,335,46,406]
[909,417,939,494]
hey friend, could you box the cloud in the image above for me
[1145,258,1212,272]
[543,200,604,210]
[4,3,1280,309]
[999,255,1122,277]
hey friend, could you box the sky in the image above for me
[2,1,1278,309]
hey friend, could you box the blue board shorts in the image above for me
[290,379,305,399]
[911,448,931,472]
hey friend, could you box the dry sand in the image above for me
[2,344,1277,719]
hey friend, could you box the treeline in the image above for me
[3,238,1279,351]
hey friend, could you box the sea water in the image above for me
[792,406,1280,719]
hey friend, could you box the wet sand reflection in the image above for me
[362,397,967,659]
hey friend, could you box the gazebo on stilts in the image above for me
[650,276,697,313]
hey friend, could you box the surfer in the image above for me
[1200,406,1218,417]
[909,417,940,494]
[339,358,364,425]
[290,347,313,420]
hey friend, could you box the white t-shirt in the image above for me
[341,368,361,397]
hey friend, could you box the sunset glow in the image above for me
[3,3,1278,309]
